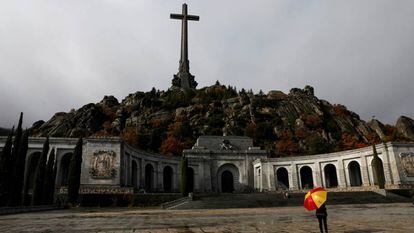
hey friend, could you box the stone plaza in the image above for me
[0,203,413,232]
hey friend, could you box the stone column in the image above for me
[290,163,299,190]
[267,164,276,191]
[381,144,394,185]
[360,157,371,186]
[54,150,63,187]
[337,159,347,188]
[157,162,163,191]
[314,163,322,187]
[387,146,402,185]
[203,159,212,192]
[140,158,145,189]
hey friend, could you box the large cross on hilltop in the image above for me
[170,3,199,89]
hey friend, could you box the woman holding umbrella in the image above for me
[316,203,328,233]
[304,187,328,233]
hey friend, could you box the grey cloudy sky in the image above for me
[1,0,414,128]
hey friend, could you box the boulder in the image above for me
[396,116,414,140]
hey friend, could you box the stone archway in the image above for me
[131,160,138,189]
[163,166,173,192]
[217,163,239,193]
[25,152,41,191]
[59,153,72,186]
[276,167,289,189]
[186,167,194,193]
[145,164,154,192]
[300,166,314,189]
[348,161,362,187]
[371,158,385,186]
[324,164,338,188]
[221,170,234,193]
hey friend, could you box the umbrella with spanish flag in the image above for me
[304,187,327,211]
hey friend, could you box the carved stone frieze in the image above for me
[89,150,117,179]
[400,152,414,177]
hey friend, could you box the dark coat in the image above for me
[316,204,327,217]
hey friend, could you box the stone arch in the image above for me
[348,161,362,187]
[163,165,173,192]
[25,152,42,191]
[324,164,338,188]
[59,153,72,186]
[217,163,240,193]
[276,167,289,189]
[145,163,154,192]
[186,167,195,193]
[371,157,385,186]
[131,160,138,189]
[300,166,314,189]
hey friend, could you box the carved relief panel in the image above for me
[89,150,117,179]
[400,152,414,177]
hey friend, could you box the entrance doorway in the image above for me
[186,167,194,193]
[163,166,173,192]
[300,166,314,189]
[324,164,338,188]
[221,170,234,193]
[145,164,154,192]
[348,161,362,187]
[276,167,289,189]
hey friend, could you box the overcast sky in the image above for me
[1,0,414,128]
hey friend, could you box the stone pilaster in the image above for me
[337,159,347,188]
[140,158,145,189]
[314,163,322,187]
[381,144,394,185]
[360,157,371,186]
[157,162,163,191]
[290,163,299,190]
[267,164,276,191]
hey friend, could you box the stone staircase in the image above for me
[171,191,411,210]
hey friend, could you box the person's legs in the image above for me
[323,216,328,233]
[317,217,323,233]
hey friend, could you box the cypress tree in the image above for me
[67,138,83,205]
[372,144,385,189]
[9,128,29,206]
[0,127,14,206]
[11,113,23,169]
[180,156,188,196]
[43,149,56,204]
[32,137,49,205]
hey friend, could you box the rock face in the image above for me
[396,116,414,140]
[30,85,413,156]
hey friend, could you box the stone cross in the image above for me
[170,3,199,89]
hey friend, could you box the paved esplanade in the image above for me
[1,203,413,232]
[171,3,199,89]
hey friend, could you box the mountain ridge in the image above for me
[28,84,414,157]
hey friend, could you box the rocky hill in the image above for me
[29,84,414,157]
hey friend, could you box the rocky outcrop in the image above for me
[396,116,414,140]
[30,85,413,156]
[368,119,386,140]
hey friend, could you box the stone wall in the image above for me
[254,142,414,191]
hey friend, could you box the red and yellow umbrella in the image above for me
[304,187,327,211]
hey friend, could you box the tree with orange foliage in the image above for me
[160,136,185,156]
[160,115,194,156]
[121,128,139,148]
